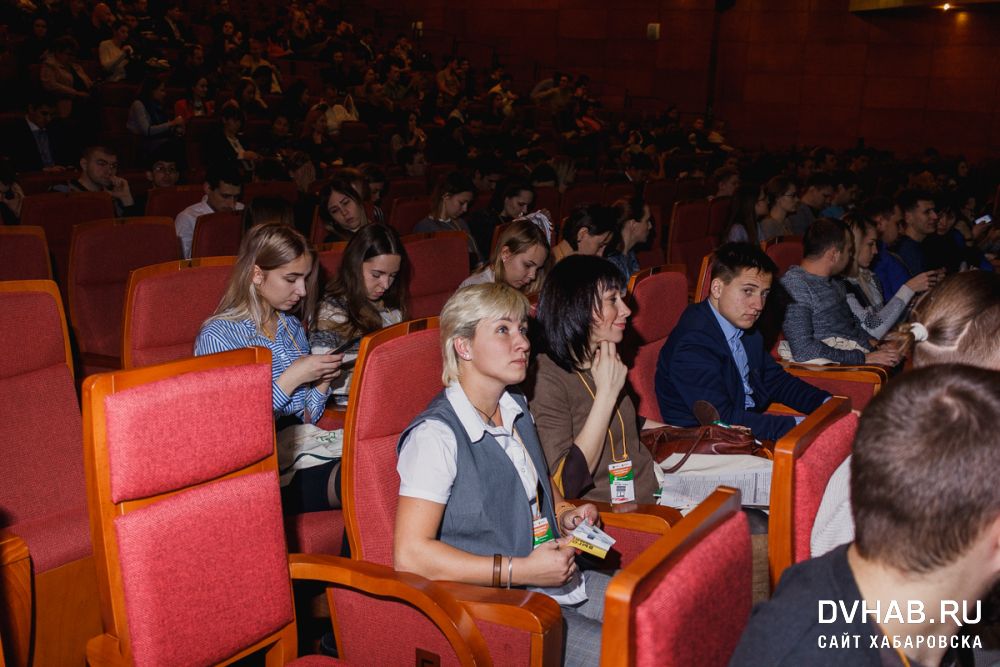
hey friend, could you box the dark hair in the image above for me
[233,78,257,104]
[721,186,763,245]
[561,204,617,251]
[220,104,246,125]
[430,171,475,218]
[804,171,835,191]
[489,179,533,214]
[831,170,858,190]
[244,196,294,229]
[611,194,648,252]
[710,242,777,284]
[537,255,625,371]
[763,175,794,209]
[397,145,419,167]
[0,157,17,187]
[713,166,739,183]
[138,75,166,102]
[626,152,653,172]
[852,364,1000,573]
[82,144,118,160]
[897,188,935,215]
[27,89,59,109]
[147,143,180,169]
[803,217,850,259]
[860,195,895,222]
[205,162,242,189]
[324,224,408,336]
[319,175,365,227]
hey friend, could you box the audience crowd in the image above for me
[3,0,1000,664]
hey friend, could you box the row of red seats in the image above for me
[1,277,863,665]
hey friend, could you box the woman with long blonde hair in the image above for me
[459,218,550,293]
[196,222,345,513]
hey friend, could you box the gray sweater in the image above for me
[780,266,870,365]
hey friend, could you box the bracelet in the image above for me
[506,555,514,589]
[492,553,502,587]
[555,501,576,530]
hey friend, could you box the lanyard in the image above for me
[575,371,629,462]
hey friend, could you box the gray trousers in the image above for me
[561,570,612,667]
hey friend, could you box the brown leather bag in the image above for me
[641,424,773,474]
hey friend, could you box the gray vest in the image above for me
[399,390,559,558]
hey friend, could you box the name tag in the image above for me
[532,517,554,548]
[609,460,636,505]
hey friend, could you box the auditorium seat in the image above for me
[68,217,179,373]
[769,396,856,588]
[81,349,489,667]
[762,236,804,277]
[388,196,430,237]
[244,180,299,205]
[402,231,470,318]
[0,280,101,667]
[559,182,604,220]
[0,226,51,280]
[781,364,886,411]
[144,184,205,219]
[625,264,688,421]
[316,241,349,286]
[667,199,714,289]
[340,318,681,666]
[19,191,116,294]
[191,210,244,258]
[708,195,733,239]
[601,487,751,667]
[121,257,235,369]
[694,252,714,303]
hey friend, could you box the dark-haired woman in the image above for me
[466,179,534,260]
[414,171,482,269]
[604,196,652,280]
[311,224,407,405]
[174,76,215,122]
[550,204,617,264]
[528,255,661,505]
[127,76,185,155]
[319,176,369,243]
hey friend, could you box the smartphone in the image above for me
[331,336,362,355]
[975,214,992,226]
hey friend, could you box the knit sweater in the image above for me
[843,271,915,341]
[780,266,870,365]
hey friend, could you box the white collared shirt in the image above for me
[397,383,537,504]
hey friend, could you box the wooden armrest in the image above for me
[0,530,31,667]
[288,553,491,665]
[85,634,129,667]
[781,362,889,382]
[565,500,681,534]
[434,581,562,634]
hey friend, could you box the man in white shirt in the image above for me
[174,163,243,259]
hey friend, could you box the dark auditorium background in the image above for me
[372,0,1000,158]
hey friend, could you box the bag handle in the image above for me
[661,428,710,474]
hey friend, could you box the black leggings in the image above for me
[281,459,342,514]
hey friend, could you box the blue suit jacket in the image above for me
[655,301,830,441]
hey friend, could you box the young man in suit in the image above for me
[655,242,829,441]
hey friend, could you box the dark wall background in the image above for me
[371,0,1000,158]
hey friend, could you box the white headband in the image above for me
[910,322,929,342]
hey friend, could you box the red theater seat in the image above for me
[0,226,51,280]
[403,231,470,318]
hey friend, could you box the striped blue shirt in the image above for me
[195,314,330,424]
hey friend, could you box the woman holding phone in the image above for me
[311,224,408,406]
[196,223,345,513]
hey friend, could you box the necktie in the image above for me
[35,128,53,168]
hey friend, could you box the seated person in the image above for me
[550,204,617,263]
[862,196,914,303]
[174,162,244,259]
[896,188,938,276]
[604,195,653,280]
[819,170,859,220]
[466,179,534,260]
[786,171,834,236]
[529,255,662,505]
[132,145,180,213]
[811,270,1000,557]
[53,145,137,217]
[657,243,830,442]
[732,363,1000,666]
[310,224,407,405]
[460,218,550,294]
[319,176,369,243]
[395,283,607,667]
[780,218,900,366]
[414,171,482,269]
[842,214,937,340]
[8,91,73,172]
[195,223,345,513]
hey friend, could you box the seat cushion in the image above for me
[285,510,345,555]
[10,506,91,573]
